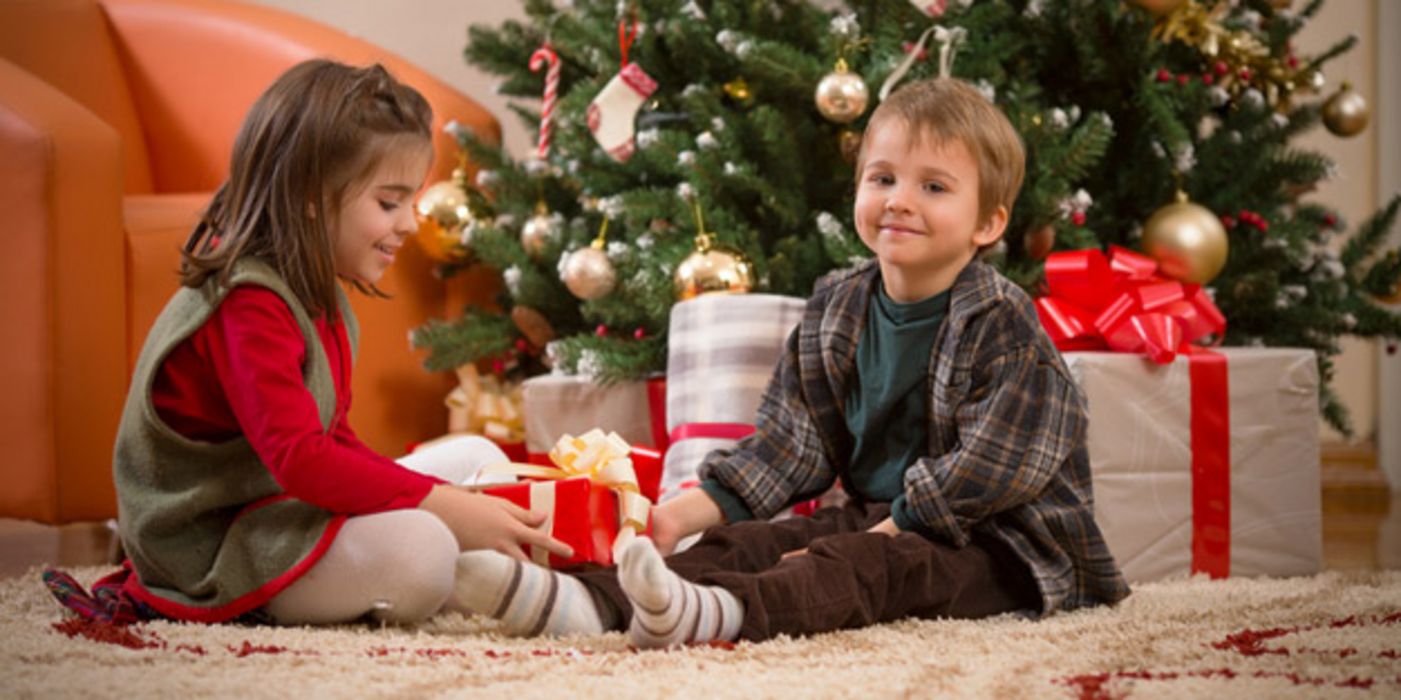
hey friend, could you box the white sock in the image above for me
[618,537,743,649]
[448,550,604,637]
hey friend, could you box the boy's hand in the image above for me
[867,517,899,536]
[782,517,898,560]
[650,488,724,556]
[420,484,575,561]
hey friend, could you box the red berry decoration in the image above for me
[1323,213,1338,228]
[594,324,608,337]
[1071,211,1087,226]
[1156,68,1173,83]
[1238,67,1252,81]
[1221,215,1237,229]
[491,358,505,375]
[633,327,647,340]
[1203,73,1215,85]
[1177,74,1189,86]
[1214,61,1229,76]
[514,338,530,353]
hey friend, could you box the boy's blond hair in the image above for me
[857,78,1025,231]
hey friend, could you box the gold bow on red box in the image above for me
[479,429,652,568]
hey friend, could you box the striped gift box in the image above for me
[662,293,807,501]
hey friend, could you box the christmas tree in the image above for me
[412,0,1400,435]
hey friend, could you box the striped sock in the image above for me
[618,537,742,649]
[449,550,604,637]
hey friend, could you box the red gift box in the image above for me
[481,429,654,569]
[482,477,636,569]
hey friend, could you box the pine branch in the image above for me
[1301,33,1357,75]
[1341,194,1401,270]
[411,308,517,373]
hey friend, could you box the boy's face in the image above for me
[854,120,1007,301]
[330,142,433,286]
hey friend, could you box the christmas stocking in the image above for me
[587,62,658,162]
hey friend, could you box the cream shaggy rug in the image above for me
[1,567,1398,699]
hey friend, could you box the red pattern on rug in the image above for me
[1061,612,1401,698]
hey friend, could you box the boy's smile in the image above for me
[854,121,1007,302]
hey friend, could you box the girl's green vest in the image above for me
[113,259,358,617]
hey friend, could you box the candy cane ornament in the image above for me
[529,43,560,160]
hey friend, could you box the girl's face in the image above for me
[330,142,433,286]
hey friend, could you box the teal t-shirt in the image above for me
[845,282,949,532]
[700,280,949,528]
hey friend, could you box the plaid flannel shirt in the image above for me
[699,259,1131,613]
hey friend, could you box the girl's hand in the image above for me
[420,485,575,561]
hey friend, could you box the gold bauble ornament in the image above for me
[520,202,559,260]
[1141,191,1229,284]
[839,129,863,164]
[674,234,755,301]
[561,224,617,301]
[723,77,754,107]
[1128,0,1186,16]
[1024,224,1056,261]
[814,58,869,124]
[1321,81,1370,137]
[414,172,475,263]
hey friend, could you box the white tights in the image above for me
[264,435,507,625]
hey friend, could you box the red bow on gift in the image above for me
[1035,246,1227,364]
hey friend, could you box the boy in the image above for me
[452,78,1129,646]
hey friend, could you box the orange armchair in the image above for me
[0,0,498,524]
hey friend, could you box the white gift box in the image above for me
[520,374,658,454]
[1064,348,1322,583]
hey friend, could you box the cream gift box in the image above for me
[1064,348,1322,582]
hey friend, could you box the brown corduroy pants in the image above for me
[574,500,1041,641]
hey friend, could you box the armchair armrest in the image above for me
[0,58,127,523]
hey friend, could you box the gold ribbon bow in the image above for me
[446,364,524,443]
[484,429,652,561]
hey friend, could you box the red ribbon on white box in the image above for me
[1037,247,1232,578]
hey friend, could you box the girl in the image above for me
[109,60,571,626]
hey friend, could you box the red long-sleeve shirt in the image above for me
[151,285,440,514]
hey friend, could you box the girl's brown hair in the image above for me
[181,60,433,316]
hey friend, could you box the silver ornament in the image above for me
[814,60,869,124]
[561,246,616,300]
